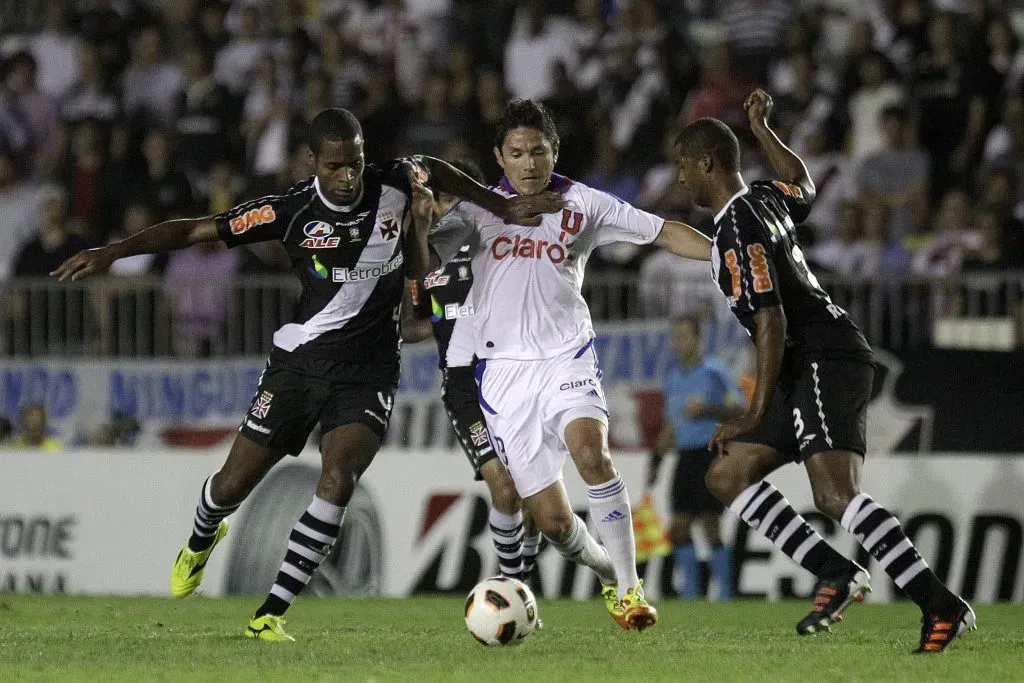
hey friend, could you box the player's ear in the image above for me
[306,145,316,169]
[493,146,505,171]
[699,153,713,174]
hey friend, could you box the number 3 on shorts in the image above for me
[792,408,805,439]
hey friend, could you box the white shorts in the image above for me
[475,340,608,498]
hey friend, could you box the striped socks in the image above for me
[841,492,941,607]
[187,475,240,552]
[489,509,525,579]
[729,480,849,578]
[254,496,346,618]
[587,474,640,598]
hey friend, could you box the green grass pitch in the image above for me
[0,595,1021,682]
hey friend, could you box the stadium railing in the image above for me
[1,271,1022,357]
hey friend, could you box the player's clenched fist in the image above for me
[744,88,774,130]
[410,178,434,228]
[50,247,115,282]
[503,191,566,226]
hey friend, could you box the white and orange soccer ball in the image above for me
[463,577,539,646]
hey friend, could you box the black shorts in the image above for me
[239,351,397,455]
[738,354,874,462]
[671,447,724,514]
[441,365,498,481]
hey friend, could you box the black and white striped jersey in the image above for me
[711,180,872,361]
[214,161,415,381]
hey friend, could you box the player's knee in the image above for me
[536,511,574,543]
[489,479,521,516]
[812,489,854,520]
[704,460,747,505]
[210,469,252,507]
[316,465,358,505]
[572,443,614,483]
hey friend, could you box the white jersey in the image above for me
[431,175,664,360]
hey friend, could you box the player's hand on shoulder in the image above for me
[410,177,434,227]
[744,89,774,131]
[50,246,116,282]
[503,191,566,226]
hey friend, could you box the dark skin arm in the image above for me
[403,177,436,280]
[745,89,817,203]
[51,218,219,281]
[400,280,433,343]
[708,304,787,455]
[418,156,566,226]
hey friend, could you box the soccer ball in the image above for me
[464,577,539,646]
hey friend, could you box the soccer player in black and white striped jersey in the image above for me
[52,109,564,642]
[674,90,974,653]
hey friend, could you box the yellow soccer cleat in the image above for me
[169,521,228,599]
[601,583,630,630]
[245,615,295,642]
[621,579,658,631]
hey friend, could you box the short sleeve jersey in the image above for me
[431,174,664,360]
[711,180,872,360]
[214,160,419,379]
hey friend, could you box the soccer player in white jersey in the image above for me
[425,100,712,630]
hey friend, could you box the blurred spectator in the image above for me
[10,403,62,451]
[543,61,590,178]
[62,42,120,125]
[399,72,464,158]
[214,4,267,95]
[122,24,184,126]
[242,54,292,184]
[720,0,792,82]
[911,189,981,277]
[770,52,835,154]
[798,125,855,241]
[12,185,88,277]
[847,51,904,163]
[163,242,242,356]
[982,96,1024,196]
[962,205,1023,272]
[175,43,239,177]
[133,128,194,222]
[911,12,991,200]
[583,121,641,205]
[317,25,371,110]
[446,43,476,114]
[808,201,874,277]
[81,411,141,447]
[28,0,80,100]
[679,41,752,128]
[504,1,580,101]
[639,248,719,319]
[355,0,432,105]
[470,69,509,181]
[857,104,929,244]
[986,14,1024,98]
[108,201,165,277]
[0,151,44,280]
[62,118,106,239]
[4,51,61,174]
[860,201,913,275]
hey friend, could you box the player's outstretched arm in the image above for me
[744,89,816,203]
[418,156,565,226]
[404,177,435,280]
[50,218,219,282]
[400,281,433,343]
[708,304,786,454]
[655,221,712,261]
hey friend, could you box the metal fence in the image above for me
[2,271,1022,358]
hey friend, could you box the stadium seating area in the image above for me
[1,0,1023,359]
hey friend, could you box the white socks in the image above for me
[587,474,640,598]
[545,514,615,583]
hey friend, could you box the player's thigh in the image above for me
[522,480,575,540]
[791,358,874,462]
[477,360,558,499]
[319,422,382,482]
[442,365,500,483]
[547,345,612,482]
[239,364,320,457]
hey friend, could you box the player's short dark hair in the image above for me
[308,108,363,155]
[494,99,560,154]
[671,314,703,335]
[674,118,740,173]
[448,159,485,185]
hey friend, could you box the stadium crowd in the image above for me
[1,0,1022,344]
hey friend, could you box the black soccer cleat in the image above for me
[915,597,976,653]
[796,562,871,635]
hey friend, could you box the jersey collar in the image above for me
[314,176,364,212]
[713,184,750,224]
[498,173,573,196]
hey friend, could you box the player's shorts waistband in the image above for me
[269,347,399,385]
